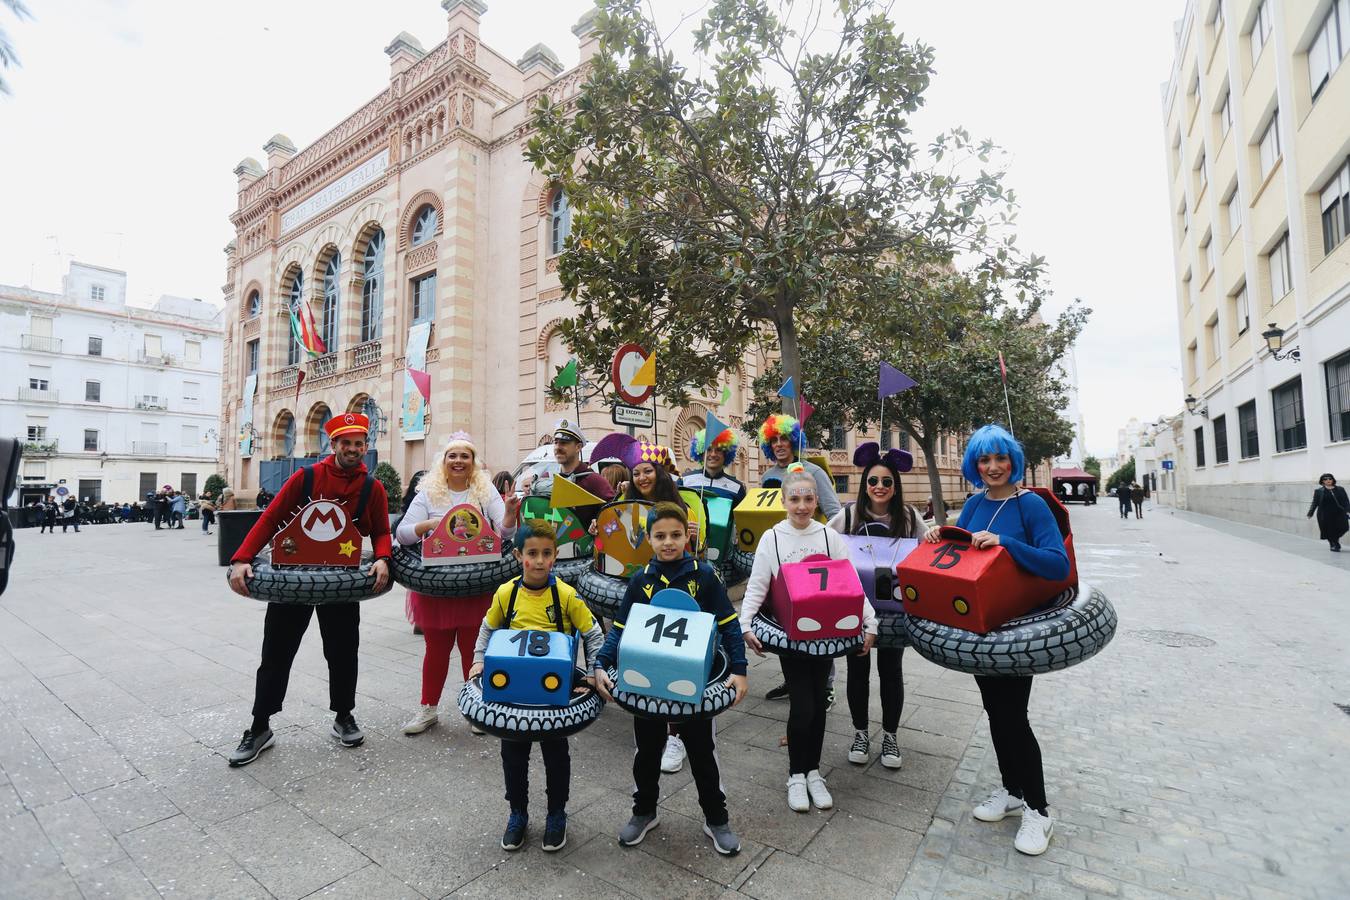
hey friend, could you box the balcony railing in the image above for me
[22,334,62,353]
[138,351,174,367]
[275,366,299,390]
[23,439,58,454]
[135,395,167,410]
[19,386,58,402]
[348,340,381,370]
[310,352,338,378]
[131,441,167,456]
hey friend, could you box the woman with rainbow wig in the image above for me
[923,424,1068,856]
[680,422,747,507]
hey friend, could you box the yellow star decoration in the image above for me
[338,540,357,558]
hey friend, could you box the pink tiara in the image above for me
[449,430,472,443]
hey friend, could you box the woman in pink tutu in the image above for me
[397,433,519,735]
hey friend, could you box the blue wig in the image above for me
[961,424,1025,488]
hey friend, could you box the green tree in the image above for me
[203,474,228,499]
[527,0,1031,411]
[1106,458,1135,493]
[373,462,402,510]
[1082,455,1101,480]
[746,268,1087,523]
[1,0,31,96]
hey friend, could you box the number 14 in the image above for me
[644,613,690,647]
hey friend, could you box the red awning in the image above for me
[1052,467,1096,481]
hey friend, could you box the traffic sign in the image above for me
[611,343,654,406]
[612,404,655,428]
[1161,460,1174,470]
[55,486,68,496]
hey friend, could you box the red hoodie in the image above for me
[231,455,392,564]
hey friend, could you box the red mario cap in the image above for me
[325,412,369,441]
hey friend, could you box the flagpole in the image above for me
[998,353,1015,438]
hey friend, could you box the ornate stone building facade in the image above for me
[218,1,968,507]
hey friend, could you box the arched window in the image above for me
[411,205,438,246]
[286,271,303,366]
[361,230,384,343]
[283,415,296,456]
[549,189,571,255]
[247,290,261,318]
[317,407,332,455]
[321,253,340,353]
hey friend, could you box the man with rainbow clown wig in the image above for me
[680,424,748,508]
[758,414,841,517]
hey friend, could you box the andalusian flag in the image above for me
[289,303,327,357]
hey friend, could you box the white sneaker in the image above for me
[805,770,833,809]
[1014,807,1053,855]
[880,732,902,769]
[786,774,809,812]
[402,704,438,735]
[847,730,869,764]
[660,736,686,773]
[972,787,1024,822]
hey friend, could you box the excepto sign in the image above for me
[611,343,654,406]
[612,404,655,428]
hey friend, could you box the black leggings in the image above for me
[846,646,904,733]
[781,654,832,775]
[975,674,1046,812]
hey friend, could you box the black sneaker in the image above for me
[542,810,567,852]
[227,728,274,767]
[502,810,528,851]
[765,683,790,701]
[825,687,835,710]
[331,715,365,747]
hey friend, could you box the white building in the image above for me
[1137,413,1190,508]
[1,262,225,506]
[1163,0,1350,536]
[1053,346,1088,467]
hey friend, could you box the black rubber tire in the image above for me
[751,612,863,658]
[456,668,604,742]
[389,544,521,598]
[605,647,737,722]
[717,557,747,587]
[575,567,628,620]
[552,557,593,585]
[730,548,755,583]
[234,558,393,604]
[902,584,1117,676]
[876,613,910,650]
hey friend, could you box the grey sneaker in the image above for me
[618,812,660,846]
[331,716,365,747]
[703,821,741,856]
[228,728,274,767]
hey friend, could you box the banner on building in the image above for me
[402,322,431,440]
[240,374,257,457]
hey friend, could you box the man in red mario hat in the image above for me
[225,412,392,766]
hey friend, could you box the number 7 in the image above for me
[807,566,829,591]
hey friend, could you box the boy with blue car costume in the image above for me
[469,520,604,853]
[593,502,749,856]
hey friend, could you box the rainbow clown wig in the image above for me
[758,414,803,460]
[961,424,1026,488]
[689,426,740,465]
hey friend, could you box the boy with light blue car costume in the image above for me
[593,502,749,856]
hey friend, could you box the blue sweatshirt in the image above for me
[595,553,748,676]
[955,490,1070,582]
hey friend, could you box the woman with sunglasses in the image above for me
[827,444,935,769]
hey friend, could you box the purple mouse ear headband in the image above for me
[852,441,914,473]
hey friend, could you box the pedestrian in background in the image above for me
[170,491,187,529]
[199,494,217,534]
[39,496,57,534]
[219,489,237,511]
[1117,484,1131,520]
[61,496,79,532]
[1306,473,1349,552]
[1131,482,1145,519]
[254,487,273,509]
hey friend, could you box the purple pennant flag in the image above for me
[878,362,917,399]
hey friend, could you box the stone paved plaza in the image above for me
[1,502,1347,899]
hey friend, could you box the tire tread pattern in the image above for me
[389,544,521,598]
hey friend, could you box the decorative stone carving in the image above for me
[405,241,438,272]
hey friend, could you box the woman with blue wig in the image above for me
[924,424,1068,856]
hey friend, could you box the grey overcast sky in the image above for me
[0,0,1185,456]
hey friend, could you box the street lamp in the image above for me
[1260,323,1301,361]
[1184,394,1209,418]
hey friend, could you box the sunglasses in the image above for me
[866,476,894,488]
